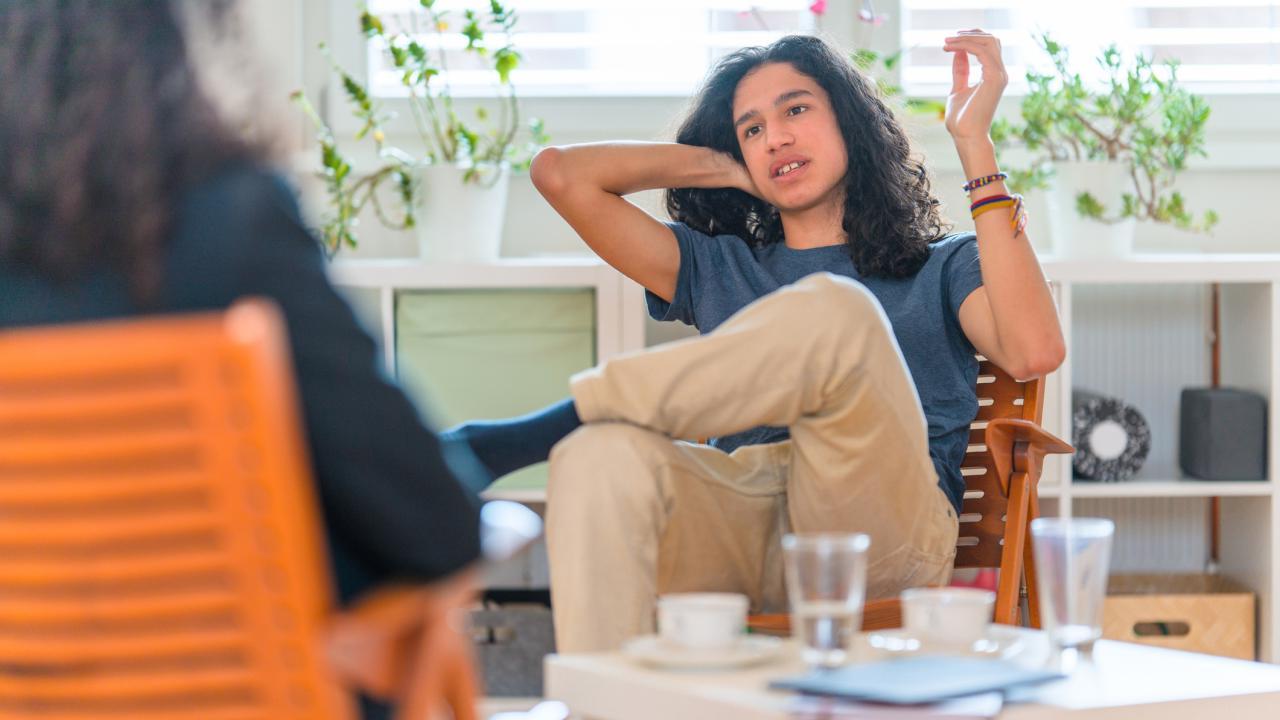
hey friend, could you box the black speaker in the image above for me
[1179,387,1268,481]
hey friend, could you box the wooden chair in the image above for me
[749,357,1074,635]
[0,299,478,720]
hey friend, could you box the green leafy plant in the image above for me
[991,32,1217,232]
[801,0,943,118]
[292,0,549,254]
[850,47,947,119]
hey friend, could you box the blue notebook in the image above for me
[770,657,1063,705]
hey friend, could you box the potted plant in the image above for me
[804,0,947,120]
[850,47,947,120]
[293,0,548,260]
[991,33,1218,258]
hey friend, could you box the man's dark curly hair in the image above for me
[665,35,951,278]
[0,0,258,305]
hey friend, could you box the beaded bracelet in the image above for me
[962,172,1008,193]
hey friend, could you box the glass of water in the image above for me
[1030,517,1115,662]
[782,533,871,669]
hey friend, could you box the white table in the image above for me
[544,630,1280,719]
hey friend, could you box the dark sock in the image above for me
[437,435,497,496]
[439,397,582,481]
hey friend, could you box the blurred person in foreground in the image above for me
[0,2,489,715]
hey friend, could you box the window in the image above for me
[363,0,816,97]
[899,0,1280,94]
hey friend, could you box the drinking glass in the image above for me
[782,533,871,668]
[1030,517,1115,662]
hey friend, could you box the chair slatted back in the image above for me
[955,358,1046,570]
[0,301,354,719]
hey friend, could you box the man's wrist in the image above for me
[711,150,748,192]
[954,137,998,177]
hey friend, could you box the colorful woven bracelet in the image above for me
[962,172,1008,193]
[970,193,1015,213]
[971,192,1023,219]
[972,200,1016,220]
[1011,195,1029,237]
[970,193,1029,237]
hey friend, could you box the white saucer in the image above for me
[622,635,785,670]
[859,625,1025,660]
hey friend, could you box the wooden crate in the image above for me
[1104,573,1255,660]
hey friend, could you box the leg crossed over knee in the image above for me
[775,272,893,344]
[548,423,673,509]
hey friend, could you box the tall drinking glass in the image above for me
[782,533,871,668]
[1030,517,1115,661]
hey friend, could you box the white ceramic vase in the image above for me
[1045,159,1137,259]
[414,162,511,263]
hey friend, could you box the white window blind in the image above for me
[364,0,815,97]
[900,0,1280,94]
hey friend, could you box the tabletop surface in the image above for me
[544,630,1280,719]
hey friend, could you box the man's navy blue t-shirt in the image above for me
[645,222,985,514]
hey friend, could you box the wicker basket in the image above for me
[1103,573,1255,660]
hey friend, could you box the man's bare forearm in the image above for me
[532,142,747,197]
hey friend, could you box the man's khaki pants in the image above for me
[546,273,960,652]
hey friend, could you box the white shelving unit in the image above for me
[329,253,1280,662]
[1038,254,1280,664]
[328,257,647,376]
[1061,481,1273,499]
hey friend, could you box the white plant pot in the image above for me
[1045,159,1137,259]
[415,162,510,263]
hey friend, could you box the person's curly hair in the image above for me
[0,0,258,306]
[666,35,951,278]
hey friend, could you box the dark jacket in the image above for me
[0,165,483,604]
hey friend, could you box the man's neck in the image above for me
[779,200,846,250]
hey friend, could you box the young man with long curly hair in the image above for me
[450,32,1064,652]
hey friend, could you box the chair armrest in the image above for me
[985,418,1074,495]
[861,598,904,631]
[985,418,1073,455]
[326,570,481,717]
[326,585,435,698]
[746,598,907,637]
[745,613,791,637]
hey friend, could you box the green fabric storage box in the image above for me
[395,288,596,491]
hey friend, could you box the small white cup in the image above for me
[657,593,748,651]
[900,587,996,648]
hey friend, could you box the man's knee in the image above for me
[765,272,890,344]
[548,422,673,507]
[798,272,882,317]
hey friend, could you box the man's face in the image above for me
[731,62,849,212]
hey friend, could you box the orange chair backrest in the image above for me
[954,358,1046,570]
[0,300,355,719]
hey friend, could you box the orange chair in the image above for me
[0,299,478,720]
[749,358,1074,635]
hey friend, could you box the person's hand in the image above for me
[942,29,1008,145]
[719,151,762,200]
